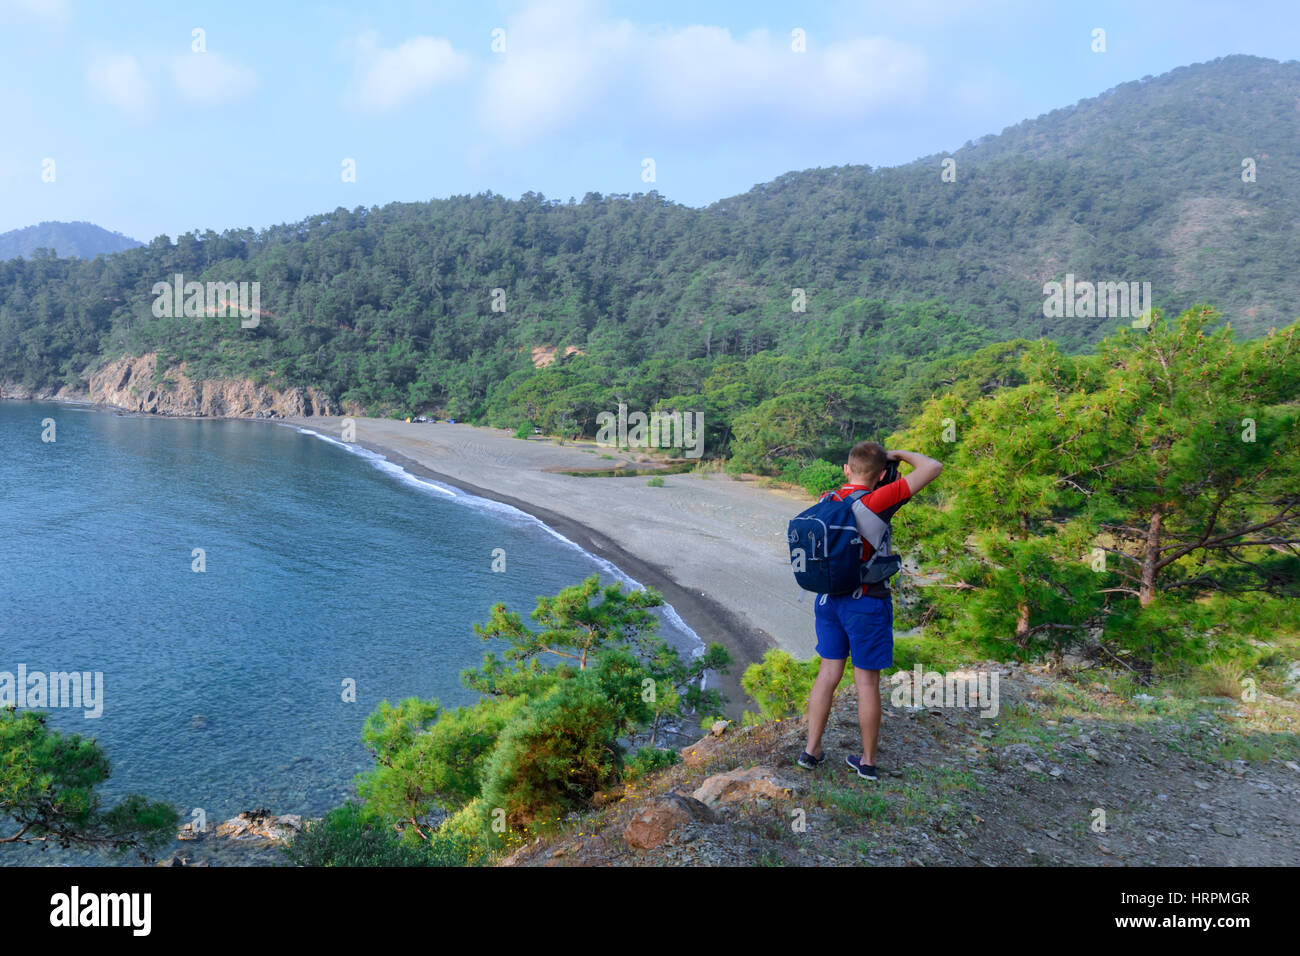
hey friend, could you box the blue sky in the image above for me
[1,0,1296,241]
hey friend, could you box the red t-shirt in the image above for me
[820,477,911,596]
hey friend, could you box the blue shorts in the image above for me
[814,591,893,671]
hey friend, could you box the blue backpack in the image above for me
[788,490,901,594]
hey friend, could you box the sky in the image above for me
[1,0,1296,242]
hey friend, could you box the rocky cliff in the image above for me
[1,353,334,418]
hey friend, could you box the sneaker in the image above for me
[846,755,880,780]
[797,749,826,769]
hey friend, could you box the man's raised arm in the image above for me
[888,449,943,494]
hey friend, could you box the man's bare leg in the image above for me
[853,667,882,765]
[804,657,846,758]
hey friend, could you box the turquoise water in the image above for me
[0,401,698,864]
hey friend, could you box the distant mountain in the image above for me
[0,221,142,260]
[714,54,1300,345]
[1,55,1296,433]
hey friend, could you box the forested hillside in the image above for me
[720,55,1300,342]
[1,55,1295,475]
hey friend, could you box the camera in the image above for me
[878,456,899,488]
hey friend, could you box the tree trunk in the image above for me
[1015,515,1031,645]
[1139,504,1163,606]
[1015,590,1031,646]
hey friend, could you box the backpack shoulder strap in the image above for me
[850,496,890,552]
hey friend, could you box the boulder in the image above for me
[212,810,303,844]
[692,765,805,810]
[623,793,718,850]
[680,728,731,767]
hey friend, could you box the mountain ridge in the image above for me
[0,221,142,261]
[1,55,1295,453]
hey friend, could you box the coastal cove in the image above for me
[276,416,799,715]
[0,398,737,865]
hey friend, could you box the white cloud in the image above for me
[345,31,470,113]
[478,0,635,145]
[170,52,258,105]
[478,1,929,146]
[647,29,927,132]
[87,54,154,118]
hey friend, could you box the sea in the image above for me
[0,400,700,865]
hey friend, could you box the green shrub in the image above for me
[479,656,653,831]
[514,423,534,439]
[0,709,179,856]
[798,459,845,496]
[342,578,730,854]
[283,802,435,867]
[424,800,503,865]
[624,746,682,779]
[889,632,979,673]
[740,649,822,722]
[647,476,665,487]
[479,681,622,831]
[356,695,528,833]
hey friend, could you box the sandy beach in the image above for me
[279,415,823,714]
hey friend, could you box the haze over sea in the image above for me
[0,400,699,864]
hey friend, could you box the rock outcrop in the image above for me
[178,809,304,846]
[691,765,805,810]
[82,353,333,418]
[0,382,88,402]
[622,793,718,850]
[679,719,736,767]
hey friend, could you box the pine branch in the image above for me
[1154,508,1299,569]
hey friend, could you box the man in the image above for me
[798,441,942,781]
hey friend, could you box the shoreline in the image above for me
[280,423,774,718]
[7,395,815,717]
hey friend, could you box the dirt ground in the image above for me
[502,660,1300,867]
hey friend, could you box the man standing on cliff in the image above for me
[797,442,942,781]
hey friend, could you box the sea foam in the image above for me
[291,426,705,659]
